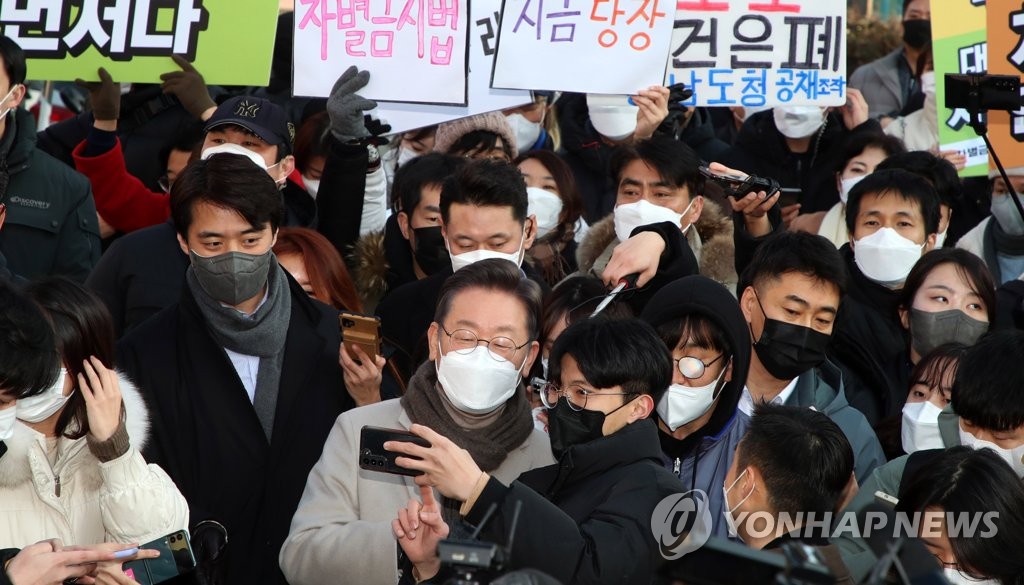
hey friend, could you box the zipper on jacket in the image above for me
[673,458,681,475]
[54,474,61,497]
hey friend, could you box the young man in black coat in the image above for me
[116,154,361,585]
[388,317,687,585]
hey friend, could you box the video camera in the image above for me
[438,502,522,585]
[657,537,835,585]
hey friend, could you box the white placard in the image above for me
[492,0,675,94]
[667,0,847,107]
[373,0,532,135]
[293,0,470,105]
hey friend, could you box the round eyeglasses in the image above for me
[675,353,725,380]
[539,382,638,411]
[439,324,529,363]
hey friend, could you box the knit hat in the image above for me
[433,111,518,158]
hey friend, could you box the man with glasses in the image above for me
[280,259,554,585]
[384,317,686,585]
[736,231,883,485]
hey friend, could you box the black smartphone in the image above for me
[123,530,196,585]
[359,426,431,477]
[698,165,781,199]
[777,188,801,208]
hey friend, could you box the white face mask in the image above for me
[0,84,19,119]
[920,71,937,97]
[397,147,419,168]
[935,229,948,248]
[990,193,1024,236]
[302,176,320,199]
[17,368,72,424]
[839,175,867,206]
[506,113,542,152]
[613,199,686,243]
[527,187,563,239]
[959,425,1024,476]
[447,229,526,272]
[541,355,549,380]
[0,404,16,441]
[773,106,826,139]
[854,227,924,287]
[435,342,526,414]
[201,143,269,169]
[901,400,945,453]
[586,94,638,141]
[943,568,999,585]
[723,468,753,540]
[657,367,726,432]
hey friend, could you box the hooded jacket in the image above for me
[0,109,100,282]
[719,110,882,214]
[0,373,189,548]
[640,275,752,538]
[576,198,737,292]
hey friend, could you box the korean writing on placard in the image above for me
[293,0,469,104]
[0,0,209,60]
[667,0,847,106]
[946,42,987,131]
[492,0,675,94]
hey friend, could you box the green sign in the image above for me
[1,0,278,85]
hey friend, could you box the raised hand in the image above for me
[78,356,123,443]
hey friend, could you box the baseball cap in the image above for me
[205,96,293,150]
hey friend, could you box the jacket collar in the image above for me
[547,418,664,494]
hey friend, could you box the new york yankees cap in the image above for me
[205,96,293,148]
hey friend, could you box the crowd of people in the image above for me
[4,1,1024,584]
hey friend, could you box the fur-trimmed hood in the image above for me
[352,230,391,313]
[0,371,150,489]
[576,198,737,290]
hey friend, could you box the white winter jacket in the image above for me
[0,372,189,548]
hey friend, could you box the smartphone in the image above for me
[359,426,431,477]
[122,530,196,585]
[873,490,899,508]
[777,188,801,208]
[698,165,781,199]
[340,312,381,365]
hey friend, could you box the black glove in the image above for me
[327,66,376,142]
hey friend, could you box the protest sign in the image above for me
[667,0,847,107]
[934,0,988,177]
[373,0,532,136]
[2,0,278,85]
[986,0,1024,172]
[491,0,675,94]
[293,0,469,105]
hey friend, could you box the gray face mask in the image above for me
[910,308,989,357]
[189,249,273,306]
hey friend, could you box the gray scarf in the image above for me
[186,256,292,441]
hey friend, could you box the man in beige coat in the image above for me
[279,259,555,585]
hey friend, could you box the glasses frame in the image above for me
[439,323,529,363]
[539,382,638,411]
[674,353,725,380]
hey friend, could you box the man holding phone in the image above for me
[280,259,554,585]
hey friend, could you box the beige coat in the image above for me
[279,398,555,585]
[0,373,189,548]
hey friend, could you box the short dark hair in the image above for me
[0,36,27,86]
[835,132,906,175]
[449,130,513,160]
[514,150,584,244]
[953,330,1024,432]
[434,258,543,342]
[897,447,1024,582]
[655,314,731,361]
[876,151,961,207]
[159,122,205,171]
[393,152,466,215]
[908,342,967,398]
[541,276,633,349]
[845,168,941,236]
[0,280,59,399]
[610,135,702,197]
[896,248,997,325]
[739,230,848,296]
[737,403,854,516]
[549,317,673,404]
[26,278,116,440]
[440,159,528,226]
[170,153,285,239]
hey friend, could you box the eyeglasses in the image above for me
[439,324,529,363]
[539,382,638,411]
[674,354,724,380]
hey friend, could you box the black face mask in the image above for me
[750,294,831,381]
[547,399,631,460]
[412,226,451,276]
[902,19,931,50]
